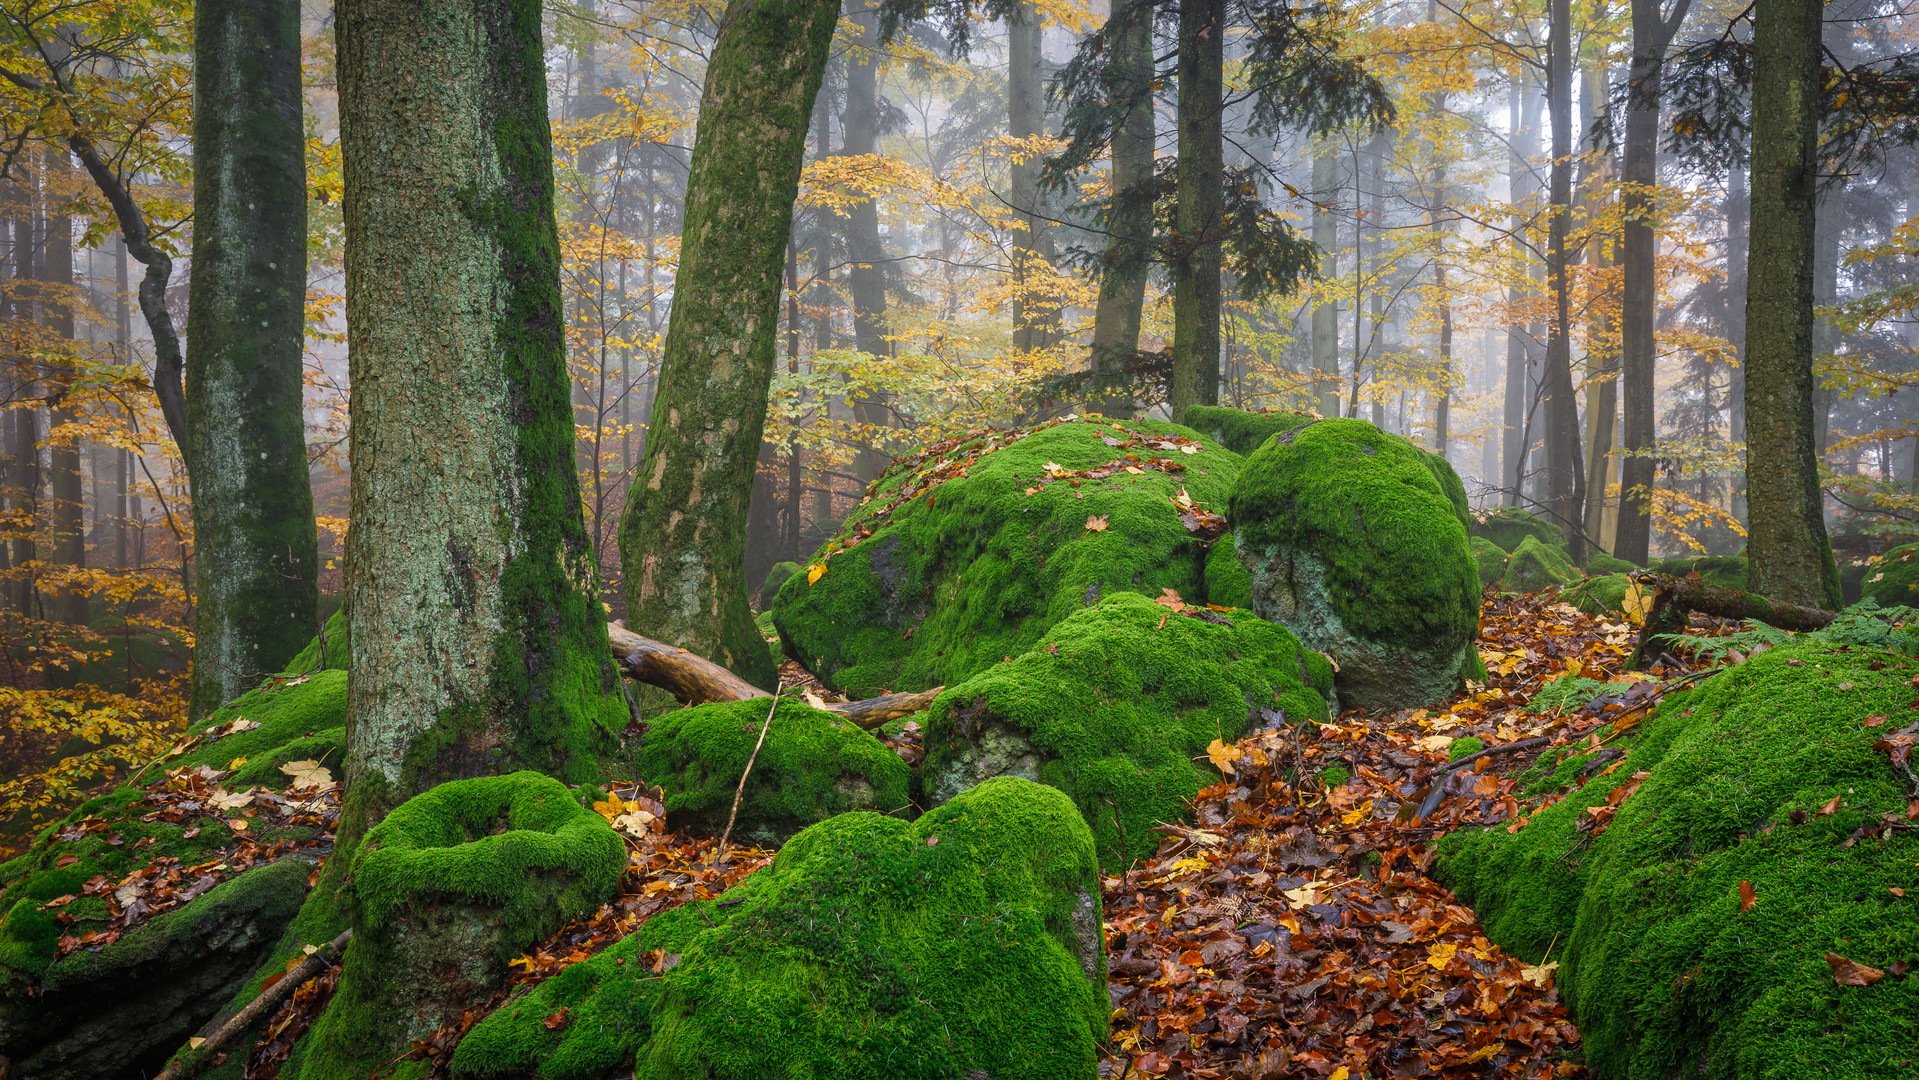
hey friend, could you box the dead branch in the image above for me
[152,928,352,1080]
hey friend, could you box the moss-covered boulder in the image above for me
[756,561,801,609]
[1862,544,1919,608]
[1203,536,1254,608]
[1563,572,1632,617]
[1228,418,1480,710]
[771,418,1240,696]
[1587,550,1638,575]
[294,773,625,1078]
[1501,534,1579,593]
[921,592,1332,867]
[451,776,1105,1080]
[1441,644,1919,1079]
[280,608,348,677]
[173,668,347,787]
[1180,404,1316,454]
[1472,535,1509,588]
[634,697,910,846]
[1472,506,1565,554]
[1649,553,1747,591]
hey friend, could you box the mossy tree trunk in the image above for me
[336,0,628,838]
[845,0,894,483]
[1168,0,1224,420]
[1008,0,1060,356]
[41,154,85,640]
[1311,151,1339,417]
[1084,0,1152,418]
[184,0,320,717]
[617,0,841,690]
[1742,0,1843,607]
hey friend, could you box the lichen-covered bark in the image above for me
[1168,0,1224,420]
[335,0,627,835]
[1743,0,1842,608]
[184,0,319,717]
[618,0,841,690]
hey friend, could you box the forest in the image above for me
[1,0,1917,1076]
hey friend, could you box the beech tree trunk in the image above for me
[40,157,85,639]
[1311,152,1340,417]
[1086,0,1153,418]
[1743,0,1843,607]
[618,0,841,690]
[184,0,320,716]
[1008,0,1061,356]
[335,0,628,833]
[1503,84,1540,506]
[1168,0,1224,420]
[844,0,893,482]
[1542,0,1585,561]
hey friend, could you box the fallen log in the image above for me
[606,622,941,731]
[153,928,352,1080]
[1627,573,1836,670]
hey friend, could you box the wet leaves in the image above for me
[1826,952,1886,986]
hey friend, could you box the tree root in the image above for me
[1626,573,1835,670]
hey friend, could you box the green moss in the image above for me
[1502,534,1579,593]
[1649,554,1748,591]
[1861,544,1919,608]
[1587,551,1639,575]
[773,418,1240,695]
[753,609,787,667]
[1440,644,1919,1079]
[758,561,801,608]
[1318,766,1350,788]
[1564,573,1631,617]
[1203,537,1253,608]
[280,609,348,676]
[1180,404,1315,454]
[1472,506,1565,554]
[1228,418,1481,710]
[456,776,1105,1080]
[1472,535,1509,588]
[1446,735,1485,761]
[174,669,346,786]
[922,592,1331,867]
[635,697,911,846]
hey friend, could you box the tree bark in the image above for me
[1008,0,1061,357]
[844,0,893,482]
[1580,56,1620,552]
[618,0,841,691]
[1744,0,1843,607]
[1311,152,1340,416]
[1503,84,1541,505]
[1168,0,1224,420]
[40,154,84,638]
[335,0,628,832]
[1542,0,1586,560]
[184,0,321,716]
[1086,0,1153,418]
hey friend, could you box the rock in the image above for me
[1470,506,1564,554]
[921,592,1333,866]
[1500,534,1578,593]
[1441,643,1919,1078]
[756,561,801,609]
[1228,418,1482,710]
[450,777,1106,1080]
[771,417,1240,694]
[1471,536,1509,588]
[1562,572,1631,617]
[1586,550,1638,575]
[173,669,347,787]
[1648,553,1747,591]
[292,773,625,1078]
[1180,404,1316,454]
[634,697,910,846]
[1860,544,1919,608]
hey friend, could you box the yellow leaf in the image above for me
[1330,1068,1350,1080]
[1622,580,1652,627]
[1521,960,1560,988]
[1085,514,1108,532]
[1205,738,1242,775]
[806,562,827,585]
[280,759,334,790]
[1426,942,1458,969]
[1339,800,1374,826]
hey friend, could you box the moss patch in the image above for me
[1502,534,1579,593]
[772,418,1240,695]
[174,669,347,787]
[1180,404,1316,454]
[1203,537,1254,609]
[1472,535,1509,588]
[1440,644,1919,1079]
[1564,573,1631,617]
[1228,418,1480,710]
[1650,554,1748,591]
[634,697,911,846]
[1862,544,1919,608]
[757,561,801,609]
[1472,506,1564,554]
[921,592,1332,868]
[454,776,1105,1080]
[1587,551,1638,575]
[281,609,348,676]
[1446,735,1485,761]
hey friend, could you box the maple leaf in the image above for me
[1739,880,1757,913]
[1154,588,1184,611]
[1205,738,1241,775]
[1425,941,1458,969]
[1520,960,1559,988]
[1084,514,1108,532]
[1826,952,1886,986]
[280,759,335,790]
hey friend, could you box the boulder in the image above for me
[1586,551,1638,575]
[1180,404,1316,454]
[771,417,1240,695]
[921,592,1333,866]
[756,561,801,609]
[1501,534,1579,593]
[1441,643,1919,1079]
[1471,506,1564,554]
[1472,535,1509,588]
[634,697,910,846]
[1563,572,1631,617]
[1861,543,1919,608]
[173,669,347,787]
[451,776,1106,1080]
[1228,418,1482,710]
[1648,554,1747,591]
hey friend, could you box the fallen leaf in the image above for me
[806,562,827,585]
[1205,738,1242,775]
[1154,588,1184,611]
[1520,960,1559,988]
[1085,514,1108,532]
[543,1007,570,1030]
[1826,952,1885,986]
[280,759,334,790]
[1819,794,1842,816]
[1739,880,1757,913]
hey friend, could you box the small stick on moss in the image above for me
[1414,737,1550,821]
[718,682,785,855]
[152,928,352,1080]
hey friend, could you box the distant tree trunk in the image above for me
[784,238,804,561]
[1168,0,1224,420]
[1311,151,1340,416]
[41,152,85,642]
[184,0,320,716]
[1503,84,1541,506]
[844,0,892,482]
[11,201,36,615]
[1614,0,1691,565]
[1542,0,1586,561]
[1743,0,1842,607]
[113,237,130,568]
[1086,0,1153,418]
[618,0,841,689]
[1727,164,1749,520]
[1580,57,1619,553]
[1008,0,1060,358]
[334,0,628,842]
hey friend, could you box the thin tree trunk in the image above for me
[1580,56,1620,553]
[1086,0,1152,418]
[1008,0,1060,356]
[1743,0,1842,607]
[844,0,892,481]
[1503,84,1541,505]
[1312,152,1340,416]
[9,207,35,616]
[784,238,804,562]
[1543,0,1586,560]
[618,0,841,690]
[184,0,320,715]
[1727,164,1749,520]
[41,151,84,638]
[114,236,130,569]
[1168,0,1224,421]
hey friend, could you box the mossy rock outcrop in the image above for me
[771,417,1240,696]
[451,776,1106,1080]
[1501,534,1579,593]
[1862,544,1919,608]
[1472,535,1508,588]
[1180,404,1316,454]
[1471,506,1564,554]
[634,697,910,846]
[1440,644,1919,1079]
[1563,572,1632,617]
[174,668,347,787]
[1228,418,1481,710]
[756,561,801,609]
[1648,554,1747,591]
[280,608,348,677]
[294,773,625,1078]
[921,592,1332,867]
[1586,551,1638,575]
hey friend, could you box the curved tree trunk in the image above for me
[618,0,842,691]
[184,0,320,716]
[1168,0,1225,420]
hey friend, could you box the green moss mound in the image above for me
[1440,644,1919,1079]
[453,776,1106,1080]
[921,592,1331,867]
[757,561,801,609]
[1228,418,1480,710]
[1587,551,1638,575]
[1472,535,1509,588]
[1472,506,1564,554]
[1564,573,1632,617]
[772,418,1240,695]
[1446,735,1485,761]
[295,773,625,1078]
[1180,404,1316,454]
[174,669,347,787]
[1862,544,1919,608]
[635,697,910,846]
[1203,537,1254,609]
[1649,554,1748,591]
[1502,534,1579,593]
[281,609,348,677]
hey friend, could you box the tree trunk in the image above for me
[1503,84,1541,505]
[1008,0,1060,358]
[1580,56,1620,553]
[1727,164,1749,520]
[1542,0,1585,561]
[1312,152,1340,417]
[335,0,629,833]
[618,0,841,691]
[844,0,892,482]
[784,238,804,561]
[1086,0,1153,418]
[1743,0,1842,607]
[1168,0,1224,421]
[183,0,320,716]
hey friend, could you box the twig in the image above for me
[152,928,353,1080]
[1414,737,1551,821]
[718,683,784,854]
